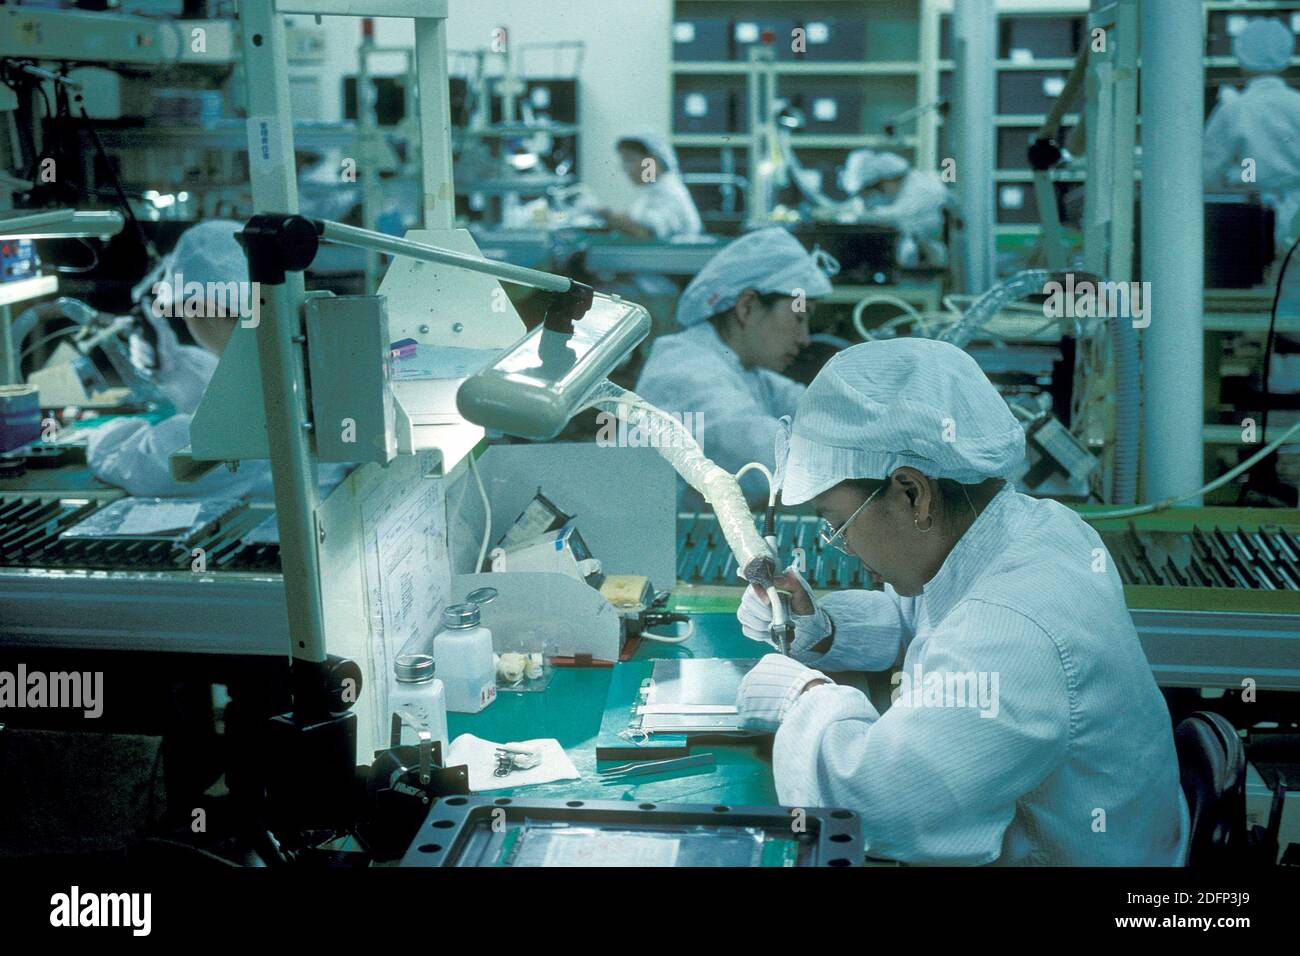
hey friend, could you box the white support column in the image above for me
[239,0,328,663]
[414,17,455,228]
[953,0,996,294]
[1140,0,1204,503]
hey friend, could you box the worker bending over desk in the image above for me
[734,339,1188,865]
[636,228,835,508]
[597,130,703,241]
[838,149,950,268]
[88,220,348,499]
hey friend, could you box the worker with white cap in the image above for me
[126,219,248,416]
[89,221,349,498]
[1204,18,1300,247]
[635,227,836,507]
[598,130,703,240]
[839,149,950,267]
[734,339,1188,865]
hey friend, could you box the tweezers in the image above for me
[597,752,716,780]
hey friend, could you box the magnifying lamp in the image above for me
[235,215,651,442]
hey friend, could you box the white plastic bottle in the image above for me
[391,653,449,753]
[433,603,497,714]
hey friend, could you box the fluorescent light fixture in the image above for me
[0,210,126,240]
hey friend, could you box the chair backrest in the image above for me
[1174,710,1246,867]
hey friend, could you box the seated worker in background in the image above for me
[735,339,1188,866]
[1203,18,1300,249]
[839,149,950,268]
[125,220,238,416]
[635,227,836,508]
[598,130,703,241]
[90,221,348,499]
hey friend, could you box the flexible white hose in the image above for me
[735,460,777,509]
[579,380,775,586]
[851,292,927,341]
[640,618,695,644]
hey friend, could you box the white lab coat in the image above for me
[851,169,950,267]
[134,306,219,416]
[88,414,273,498]
[87,414,354,500]
[626,171,704,241]
[634,322,803,508]
[777,487,1189,865]
[1204,76,1300,246]
[89,335,350,498]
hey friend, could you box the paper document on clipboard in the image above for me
[359,454,450,747]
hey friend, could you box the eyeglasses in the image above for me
[817,484,883,556]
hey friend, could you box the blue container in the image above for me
[733,17,799,62]
[674,88,731,133]
[673,17,731,61]
[795,90,863,134]
[0,385,41,452]
[798,17,868,62]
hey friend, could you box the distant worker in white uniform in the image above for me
[598,130,704,240]
[89,221,348,499]
[635,228,836,508]
[839,149,950,268]
[1203,18,1300,247]
[734,339,1189,866]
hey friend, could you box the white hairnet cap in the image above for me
[617,129,680,174]
[839,149,910,194]
[675,227,837,328]
[779,338,1025,505]
[133,219,247,307]
[1233,18,1294,73]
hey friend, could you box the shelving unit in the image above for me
[670,0,936,224]
[928,1,1300,244]
[930,0,1089,247]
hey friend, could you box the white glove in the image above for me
[736,653,831,731]
[128,331,158,377]
[736,565,832,655]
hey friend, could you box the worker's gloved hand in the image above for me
[128,330,158,376]
[736,653,831,731]
[736,565,832,656]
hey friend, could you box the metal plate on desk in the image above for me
[646,659,753,705]
[402,795,862,867]
[639,658,753,732]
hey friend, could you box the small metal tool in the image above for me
[598,752,717,782]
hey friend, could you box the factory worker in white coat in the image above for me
[840,149,950,267]
[1204,18,1300,247]
[89,221,349,499]
[126,220,243,416]
[598,130,703,241]
[734,339,1188,866]
[635,228,836,508]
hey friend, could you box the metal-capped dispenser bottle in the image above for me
[433,593,497,714]
[391,653,449,752]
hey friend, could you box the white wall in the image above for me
[313,0,674,209]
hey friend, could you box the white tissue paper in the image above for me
[447,734,580,792]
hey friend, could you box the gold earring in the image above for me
[914,513,933,533]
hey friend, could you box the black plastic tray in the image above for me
[401,795,862,867]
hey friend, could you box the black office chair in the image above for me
[1175,711,1284,867]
